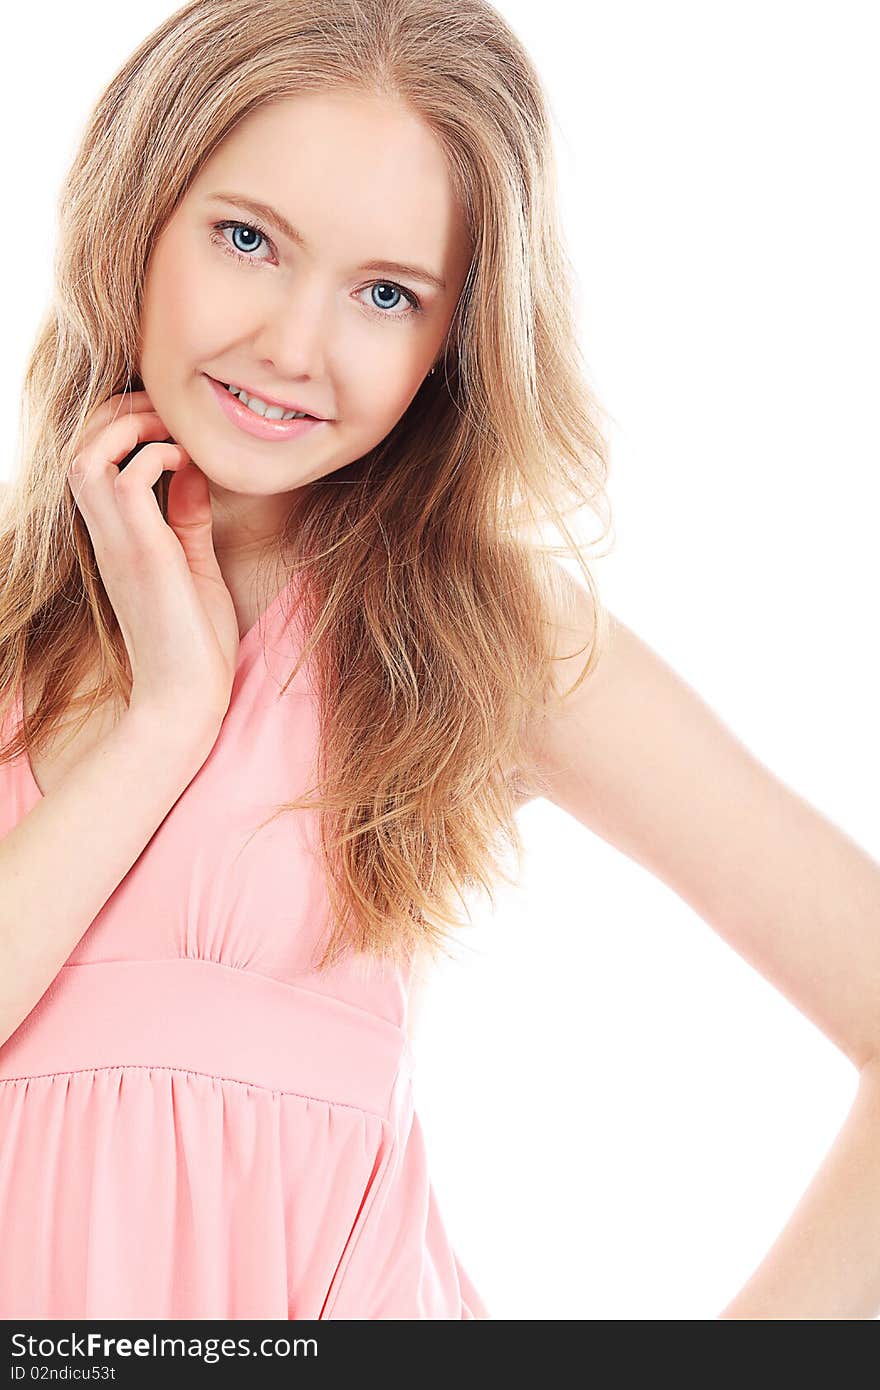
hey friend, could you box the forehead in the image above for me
[189,91,468,274]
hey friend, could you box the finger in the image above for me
[111,441,192,555]
[165,462,220,579]
[68,411,175,491]
[67,413,185,552]
[73,441,188,585]
[79,391,157,450]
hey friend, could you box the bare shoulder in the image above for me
[531,563,735,826]
[524,564,713,831]
[521,563,618,793]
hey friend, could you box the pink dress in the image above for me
[0,576,487,1319]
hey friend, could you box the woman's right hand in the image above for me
[66,389,241,736]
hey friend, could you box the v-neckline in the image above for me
[235,570,300,668]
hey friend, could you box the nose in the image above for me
[251,276,332,382]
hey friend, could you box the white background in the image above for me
[2,2,878,1319]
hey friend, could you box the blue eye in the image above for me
[224,222,267,258]
[209,220,423,320]
[370,283,408,313]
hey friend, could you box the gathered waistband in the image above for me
[0,957,413,1118]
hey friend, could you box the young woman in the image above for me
[1,0,878,1321]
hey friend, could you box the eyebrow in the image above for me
[206,191,448,292]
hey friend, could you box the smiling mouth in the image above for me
[211,375,323,420]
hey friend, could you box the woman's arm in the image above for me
[718,1058,880,1318]
[531,571,880,1317]
[0,704,218,1050]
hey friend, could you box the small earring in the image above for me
[429,365,436,376]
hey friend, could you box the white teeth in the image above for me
[224,383,309,421]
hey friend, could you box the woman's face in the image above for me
[138,89,472,555]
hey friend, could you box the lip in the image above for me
[210,375,326,418]
[205,375,330,443]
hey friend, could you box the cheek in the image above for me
[143,243,214,356]
[350,351,431,428]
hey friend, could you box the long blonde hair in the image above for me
[0,0,614,972]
